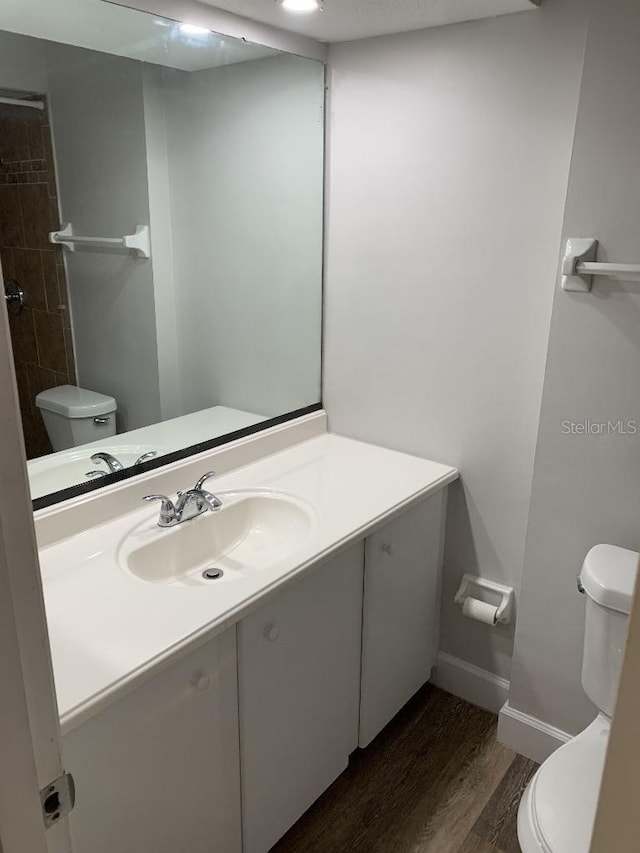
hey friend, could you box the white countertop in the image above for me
[39,433,457,733]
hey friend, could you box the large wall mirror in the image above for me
[0,0,324,509]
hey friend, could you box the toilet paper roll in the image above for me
[462,597,498,625]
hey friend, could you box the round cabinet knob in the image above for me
[263,624,279,642]
[192,673,210,691]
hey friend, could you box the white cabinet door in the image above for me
[238,544,364,853]
[359,492,447,747]
[63,629,241,853]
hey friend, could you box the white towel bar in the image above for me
[578,262,640,277]
[562,238,640,291]
[49,223,150,259]
[0,96,44,111]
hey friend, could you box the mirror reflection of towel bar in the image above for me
[561,238,640,291]
[0,95,44,110]
[49,223,150,259]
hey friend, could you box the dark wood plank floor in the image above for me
[272,686,537,853]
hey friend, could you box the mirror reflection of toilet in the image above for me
[518,544,638,853]
[35,386,117,452]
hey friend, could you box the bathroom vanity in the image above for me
[35,422,456,853]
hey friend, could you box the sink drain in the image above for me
[202,568,224,581]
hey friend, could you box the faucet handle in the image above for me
[183,488,223,511]
[142,494,178,527]
[193,471,216,491]
[134,451,158,466]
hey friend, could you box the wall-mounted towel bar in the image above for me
[0,96,45,111]
[562,238,640,291]
[49,224,151,259]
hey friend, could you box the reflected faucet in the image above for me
[143,472,223,528]
[91,452,124,473]
[134,451,158,466]
[85,450,158,479]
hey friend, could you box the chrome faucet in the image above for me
[90,452,124,473]
[143,472,223,528]
[86,450,158,479]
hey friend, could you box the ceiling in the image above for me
[0,0,275,72]
[201,0,541,43]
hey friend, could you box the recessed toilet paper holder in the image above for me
[454,574,515,626]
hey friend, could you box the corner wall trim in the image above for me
[498,701,572,764]
[432,652,510,714]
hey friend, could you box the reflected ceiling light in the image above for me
[279,0,324,13]
[179,23,210,35]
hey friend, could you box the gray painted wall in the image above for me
[0,30,47,93]
[142,65,181,422]
[323,0,589,681]
[158,54,324,419]
[46,44,161,433]
[510,0,640,735]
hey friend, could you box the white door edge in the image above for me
[0,272,71,852]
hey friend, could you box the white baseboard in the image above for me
[432,652,510,714]
[434,654,574,765]
[498,701,571,764]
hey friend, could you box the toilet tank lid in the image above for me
[35,385,117,418]
[580,544,639,614]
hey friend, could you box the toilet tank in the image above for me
[36,385,117,452]
[580,544,638,717]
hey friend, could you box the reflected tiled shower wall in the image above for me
[0,99,76,459]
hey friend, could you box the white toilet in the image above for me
[35,385,117,452]
[518,543,638,853]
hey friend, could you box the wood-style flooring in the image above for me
[272,685,537,853]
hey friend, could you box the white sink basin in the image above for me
[119,490,315,586]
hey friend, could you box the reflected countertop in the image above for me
[27,405,267,499]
